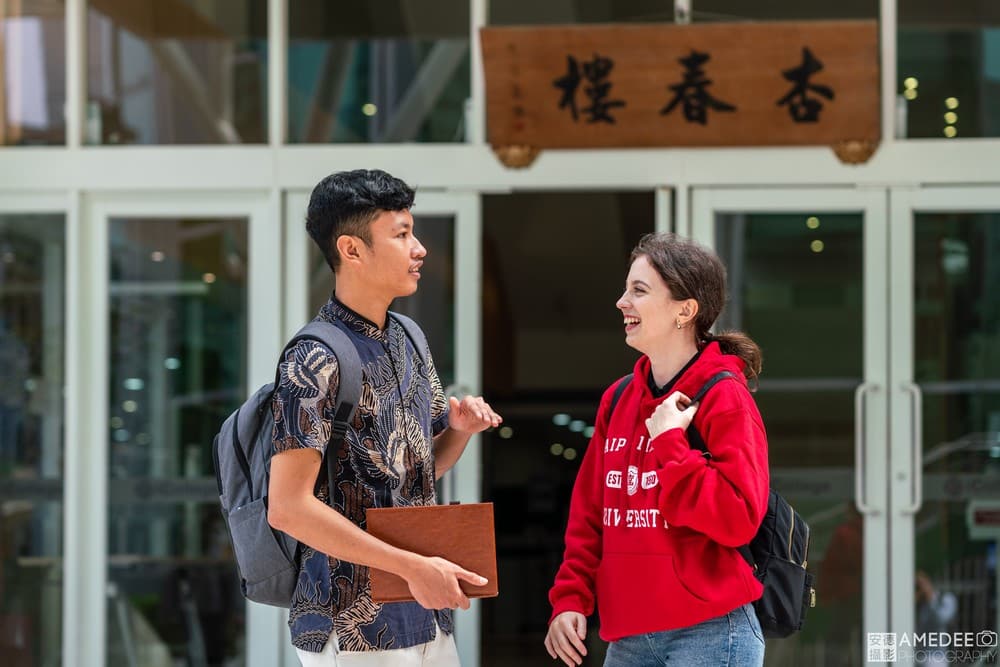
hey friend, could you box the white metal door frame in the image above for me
[886,185,1000,658]
[691,186,891,664]
[69,191,276,667]
[283,189,483,667]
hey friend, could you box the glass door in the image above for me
[692,187,889,666]
[888,187,1000,666]
[0,194,66,667]
[74,191,278,667]
[284,188,482,665]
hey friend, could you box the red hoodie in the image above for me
[548,342,769,641]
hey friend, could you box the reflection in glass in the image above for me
[107,218,247,667]
[914,213,1000,646]
[898,4,1000,138]
[0,214,65,666]
[391,215,455,386]
[87,1,267,145]
[1,1,66,145]
[490,0,675,25]
[289,1,470,143]
[693,0,875,21]
[716,214,863,380]
[491,0,875,24]
[716,212,864,666]
[480,192,653,666]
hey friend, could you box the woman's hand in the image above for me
[645,391,698,439]
[544,611,588,666]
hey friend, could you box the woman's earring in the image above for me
[676,319,683,330]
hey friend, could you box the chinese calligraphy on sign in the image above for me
[482,20,879,151]
[778,47,835,122]
[660,50,737,125]
[553,54,627,123]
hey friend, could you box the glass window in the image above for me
[479,191,653,665]
[288,0,470,143]
[86,1,267,145]
[106,217,247,667]
[1,1,66,145]
[691,0,876,21]
[898,4,1000,138]
[0,214,65,666]
[491,0,674,25]
[491,0,876,25]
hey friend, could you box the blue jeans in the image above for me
[604,603,765,667]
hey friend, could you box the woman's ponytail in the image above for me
[709,330,762,386]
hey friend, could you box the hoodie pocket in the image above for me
[671,555,711,602]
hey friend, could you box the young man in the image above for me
[268,169,501,666]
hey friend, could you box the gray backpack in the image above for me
[212,313,428,608]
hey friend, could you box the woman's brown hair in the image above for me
[630,232,762,383]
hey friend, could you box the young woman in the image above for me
[544,233,769,667]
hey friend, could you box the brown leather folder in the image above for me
[365,502,499,603]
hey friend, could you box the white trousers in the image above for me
[295,624,460,667]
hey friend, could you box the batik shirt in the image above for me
[271,298,452,652]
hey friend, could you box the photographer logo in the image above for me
[867,631,998,664]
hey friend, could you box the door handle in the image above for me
[900,383,923,514]
[854,382,880,514]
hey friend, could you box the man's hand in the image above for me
[403,555,487,610]
[544,611,588,666]
[448,395,502,434]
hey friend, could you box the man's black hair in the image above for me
[306,169,415,271]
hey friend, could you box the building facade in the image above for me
[1,1,998,666]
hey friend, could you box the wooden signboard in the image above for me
[481,21,879,160]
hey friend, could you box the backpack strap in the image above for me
[285,321,364,504]
[684,371,737,459]
[684,370,756,569]
[608,371,736,427]
[388,311,430,367]
[285,313,429,501]
[605,373,634,425]
[689,370,737,406]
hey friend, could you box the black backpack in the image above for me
[608,370,816,638]
[212,313,428,608]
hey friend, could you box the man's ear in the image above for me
[335,235,364,265]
